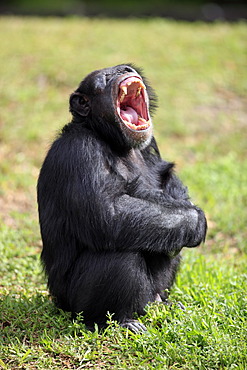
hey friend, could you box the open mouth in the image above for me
[116,76,151,131]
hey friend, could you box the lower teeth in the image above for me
[124,120,149,130]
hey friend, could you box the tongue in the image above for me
[120,106,138,125]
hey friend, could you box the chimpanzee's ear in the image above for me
[69,92,91,117]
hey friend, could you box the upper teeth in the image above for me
[120,84,144,100]
[121,86,128,95]
[136,87,141,97]
[119,92,125,103]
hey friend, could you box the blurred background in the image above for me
[1,0,247,21]
[0,0,247,367]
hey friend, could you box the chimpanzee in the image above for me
[37,64,207,333]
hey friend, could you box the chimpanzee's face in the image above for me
[70,64,156,149]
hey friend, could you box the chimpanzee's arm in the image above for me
[38,132,206,257]
[112,192,206,256]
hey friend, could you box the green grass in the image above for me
[0,16,246,369]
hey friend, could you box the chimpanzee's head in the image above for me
[69,64,157,151]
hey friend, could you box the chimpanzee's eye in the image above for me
[124,66,134,73]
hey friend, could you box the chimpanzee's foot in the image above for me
[162,299,186,311]
[155,293,163,302]
[177,301,186,310]
[155,295,186,311]
[121,319,147,333]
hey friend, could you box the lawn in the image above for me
[0,16,246,369]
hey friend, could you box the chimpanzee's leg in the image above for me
[68,251,156,332]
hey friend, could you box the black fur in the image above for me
[37,64,207,331]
